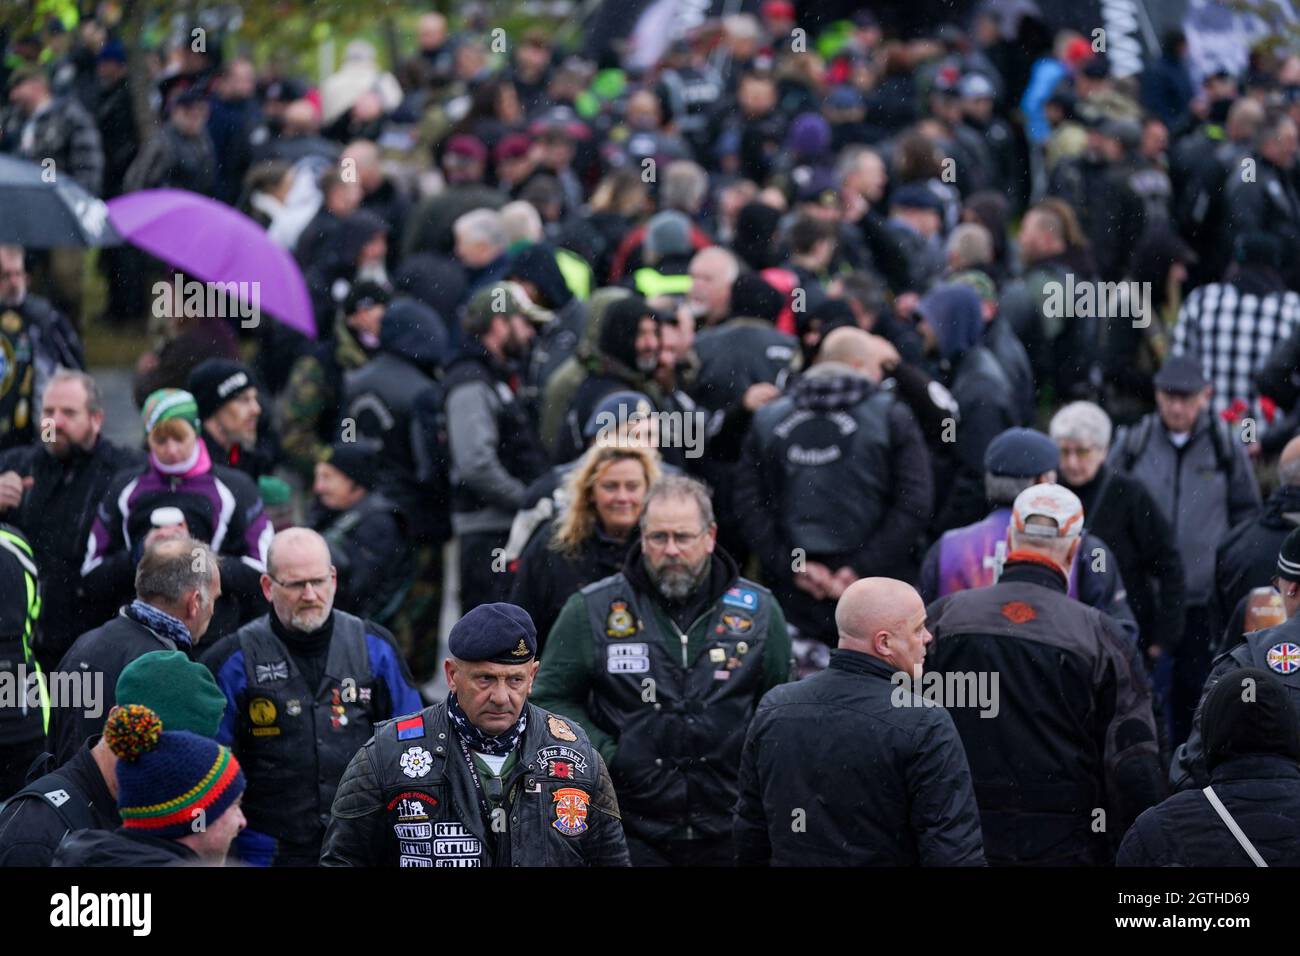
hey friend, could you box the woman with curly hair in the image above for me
[510,443,661,649]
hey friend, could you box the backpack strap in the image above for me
[1117,416,1154,473]
[0,768,98,836]
[1202,785,1268,867]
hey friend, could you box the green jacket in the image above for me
[531,576,791,766]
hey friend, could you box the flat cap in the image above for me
[1153,354,1208,394]
[448,603,537,665]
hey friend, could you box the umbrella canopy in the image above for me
[0,154,120,247]
[106,189,316,339]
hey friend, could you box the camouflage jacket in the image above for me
[278,319,370,478]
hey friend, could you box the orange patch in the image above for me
[1000,601,1037,624]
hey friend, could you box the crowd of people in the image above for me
[0,2,1298,867]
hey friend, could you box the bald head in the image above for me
[818,326,873,367]
[835,577,930,675]
[1280,436,1300,487]
[267,527,331,578]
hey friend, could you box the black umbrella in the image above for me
[0,154,121,247]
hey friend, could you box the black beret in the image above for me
[448,603,537,665]
[983,427,1059,477]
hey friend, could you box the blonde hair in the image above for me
[550,444,661,556]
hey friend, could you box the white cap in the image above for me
[1011,483,1084,539]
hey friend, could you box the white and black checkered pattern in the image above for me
[1170,282,1300,431]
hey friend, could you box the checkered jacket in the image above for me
[1170,282,1300,431]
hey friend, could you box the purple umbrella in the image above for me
[106,189,316,339]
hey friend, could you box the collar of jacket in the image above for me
[792,361,873,412]
[456,339,518,384]
[1262,483,1300,529]
[332,316,370,369]
[621,540,740,610]
[1208,752,1300,784]
[1000,553,1069,592]
[828,647,896,680]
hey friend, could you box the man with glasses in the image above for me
[203,527,421,866]
[532,475,791,866]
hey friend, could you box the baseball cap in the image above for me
[1011,483,1084,539]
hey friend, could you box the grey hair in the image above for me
[46,368,103,415]
[640,475,715,529]
[984,473,1038,507]
[1008,521,1076,563]
[500,201,543,245]
[453,208,507,252]
[135,537,217,606]
[1050,401,1113,451]
[661,161,709,213]
[945,223,994,269]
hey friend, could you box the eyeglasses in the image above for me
[269,574,331,594]
[643,529,707,549]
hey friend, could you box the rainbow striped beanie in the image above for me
[105,704,245,839]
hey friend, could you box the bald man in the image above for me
[1216,435,1300,643]
[341,139,409,264]
[735,325,934,650]
[734,577,984,865]
[202,527,421,866]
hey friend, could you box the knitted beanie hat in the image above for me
[115,651,228,740]
[141,389,201,435]
[105,705,245,838]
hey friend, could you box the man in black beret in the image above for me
[187,357,276,479]
[322,602,630,866]
[310,439,411,625]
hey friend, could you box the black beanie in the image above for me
[506,243,573,309]
[187,358,256,422]
[1201,666,1300,772]
[729,272,783,323]
[321,439,380,490]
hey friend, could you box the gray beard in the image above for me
[645,553,709,602]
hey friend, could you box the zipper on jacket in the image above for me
[671,618,689,667]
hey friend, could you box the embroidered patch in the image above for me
[394,822,432,840]
[723,587,759,611]
[400,746,433,778]
[552,787,589,835]
[400,855,434,867]
[1267,642,1300,674]
[605,600,638,638]
[254,660,289,683]
[1000,601,1037,624]
[285,699,302,716]
[387,791,438,821]
[396,716,425,740]
[433,821,482,865]
[548,715,578,741]
[708,647,726,663]
[607,642,650,673]
[535,745,589,775]
[249,697,279,736]
[720,611,753,634]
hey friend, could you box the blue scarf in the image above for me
[446,692,527,757]
[124,599,193,650]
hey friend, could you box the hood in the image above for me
[507,243,574,310]
[579,286,632,355]
[919,283,984,362]
[335,210,390,267]
[380,296,448,372]
[393,252,467,315]
[598,295,653,371]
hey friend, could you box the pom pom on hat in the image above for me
[104,704,165,762]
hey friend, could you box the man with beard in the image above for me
[0,370,141,668]
[0,245,85,452]
[532,475,792,866]
[202,527,421,866]
[187,359,275,480]
[445,284,548,612]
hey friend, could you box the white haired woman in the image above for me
[1049,401,1186,661]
